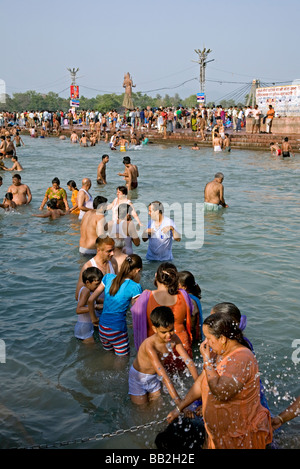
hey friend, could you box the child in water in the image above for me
[32,198,69,219]
[129,306,198,405]
[88,254,143,357]
[75,267,103,344]
[0,192,17,211]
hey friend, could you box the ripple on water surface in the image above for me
[0,137,299,449]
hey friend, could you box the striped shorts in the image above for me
[98,324,130,356]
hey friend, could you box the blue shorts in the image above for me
[99,324,130,356]
[128,365,161,396]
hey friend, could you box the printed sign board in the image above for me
[197,93,205,103]
[256,85,300,116]
[70,99,80,108]
[70,85,79,99]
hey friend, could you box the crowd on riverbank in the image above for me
[0,103,268,138]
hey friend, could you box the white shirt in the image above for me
[146,216,177,261]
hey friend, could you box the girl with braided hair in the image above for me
[88,254,142,357]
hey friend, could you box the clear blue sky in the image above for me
[1,0,299,103]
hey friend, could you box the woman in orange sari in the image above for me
[167,310,273,449]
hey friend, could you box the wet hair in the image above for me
[5,192,13,200]
[82,266,103,284]
[284,137,288,142]
[13,174,21,180]
[214,172,224,180]
[67,180,78,190]
[203,311,251,350]
[117,186,127,195]
[123,156,131,164]
[47,198,58,209]
[52,177,60,185]
[102,154,109,160]
[95,235,114,249]
[149,200,164,214]
[210,302,241,323]
[118,203,133,220]
[109,254,142,296]
[12,156,18,161]
[178,271,201,299]
[150,306,174,329]
[155,262,178,295]
[93,195,107,210]
[114,238,125,249]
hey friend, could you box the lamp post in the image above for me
[192,48,214,104]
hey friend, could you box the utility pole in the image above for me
[192,48,214,104]
[67,67,79,85]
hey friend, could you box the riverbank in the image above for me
[19,125,300,153]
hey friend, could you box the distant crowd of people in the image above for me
[0,103,277,140]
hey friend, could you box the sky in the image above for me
[1,0,300,104]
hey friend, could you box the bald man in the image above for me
[77,178,93,220]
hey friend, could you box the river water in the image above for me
[0,134,299,449]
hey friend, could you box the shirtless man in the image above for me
[204,172,228,211]
[118,156,139,190]
[213,132,223,152]
[0,136,7,158]
[281,137,295,157]
[223,134,231,152]
[270,142,282,156]
[80,133,89,147]
[70,131,79,143]
[77,178,93,220]
[117,136,129,152]
[3,155,23,171]
[14,132,25,147]
[97,154,109,185]
[79,195,108,256]
[75,236,117,301]
[7,174,32,205]
[4,136,16,157]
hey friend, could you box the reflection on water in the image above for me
[0,136,299,449]
[204,211,225,237]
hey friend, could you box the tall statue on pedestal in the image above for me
[122,72,135,110]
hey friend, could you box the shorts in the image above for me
[282,151,290,157]
[79,246,97,256]
[131,181,138,189]
[214,146,222,152]
[99,324,130,356]
[128,365,161,396]
[204,202,221,212]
